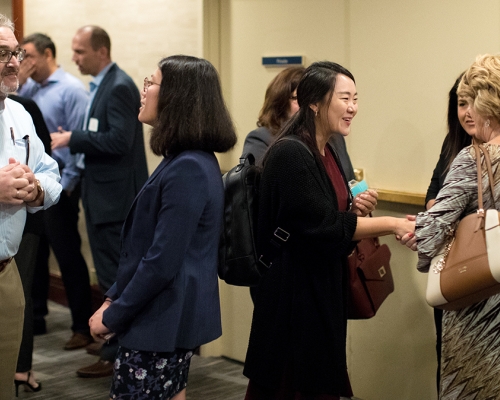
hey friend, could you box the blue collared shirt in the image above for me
[73,62,115,170]
[0,98,62,259]
[83,62,115,129]
[19,67,88,191]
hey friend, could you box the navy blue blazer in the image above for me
[70,63,148,225]
[102,150,223,352]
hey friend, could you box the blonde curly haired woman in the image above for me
[415,54,500,399]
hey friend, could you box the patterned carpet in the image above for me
[13,301,248,399]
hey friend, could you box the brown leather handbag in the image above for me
[348,234,394,319]
[427,144,500,311]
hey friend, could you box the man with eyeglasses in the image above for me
[51,25,148,378]
[0,14,61,398]
[17,32,94,353]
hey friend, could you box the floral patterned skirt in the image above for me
[110,346,194,399]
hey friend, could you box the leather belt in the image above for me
[0,257,13,273]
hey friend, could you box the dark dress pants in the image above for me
[14,232,39,372]
[85,218,123,362]
[44,186,93,334]
[31,235,50,333]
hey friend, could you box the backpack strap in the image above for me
[276,135,314,157]
[258,227,290,269]
[257,137,309,270]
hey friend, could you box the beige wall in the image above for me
[23,0,203,280]
[0,0,12,19]
[203,0,499,399]
[348,0,500,193]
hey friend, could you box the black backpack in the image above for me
[218,153,267,286]
[218,137,310,286]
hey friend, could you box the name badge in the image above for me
[88,118,99,132]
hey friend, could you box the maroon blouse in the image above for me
[320,146,349,211]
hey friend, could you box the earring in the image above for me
[315,110,318,117]
[486,119,491,128]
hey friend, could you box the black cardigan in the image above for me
[425,141,448,206]
[243,137,358,395]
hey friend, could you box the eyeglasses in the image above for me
[144,77,160,92]
[0,48,25,63]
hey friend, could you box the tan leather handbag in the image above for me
[426,144,500,311]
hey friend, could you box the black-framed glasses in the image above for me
[0,48,25,63]
[143,77,160,92]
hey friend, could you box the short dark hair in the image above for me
[270,61,355,159]
[23,33,56,58]
[150,55,237,156]
[443,73,472,173]
[84,26,111,55]
[258,66,305,135]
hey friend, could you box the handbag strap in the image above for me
[474,143,497,211]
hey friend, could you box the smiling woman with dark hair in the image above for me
[89,55,237,400]
[243,61,414,399]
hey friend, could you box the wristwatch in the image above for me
[32,179,44,203]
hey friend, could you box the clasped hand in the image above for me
[89,300,112,341]
[350,189,378,216]
[50,126,71,150]
[0,158,37,205]
[396,215,417,251]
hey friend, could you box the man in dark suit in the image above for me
[51,25,148,378]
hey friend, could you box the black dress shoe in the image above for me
[76,360,114,378]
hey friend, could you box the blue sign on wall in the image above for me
[262,56,303,67]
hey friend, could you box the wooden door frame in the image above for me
[12,0,23,41]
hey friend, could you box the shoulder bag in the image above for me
[426,144,500,311]
[348,216,394,319]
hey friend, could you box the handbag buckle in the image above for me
[378,266,386,278]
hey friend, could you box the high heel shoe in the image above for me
[14,371,42,397]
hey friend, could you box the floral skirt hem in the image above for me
[110,345,194,399]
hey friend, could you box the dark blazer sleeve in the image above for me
[242,127,274,166]
[69,68,141,156]
[102,156,212,334]
[328,133,355,182]
[425,140,448,207]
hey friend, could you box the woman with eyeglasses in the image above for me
[88,55,237,400]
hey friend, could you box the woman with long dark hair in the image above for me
[416,54,500,399]
[243,66,355,180]
[424,73,475,390]
[243,61,414,399]
[89,55,237,400]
